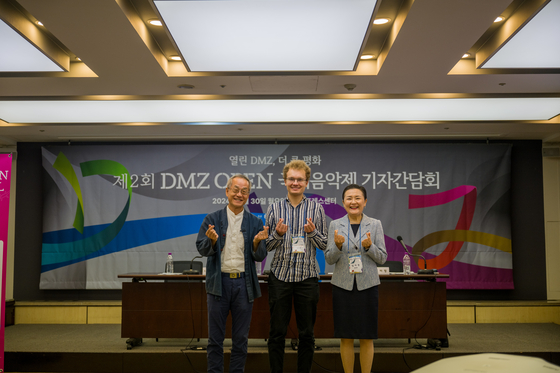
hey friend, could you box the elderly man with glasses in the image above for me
[196,174,269,373]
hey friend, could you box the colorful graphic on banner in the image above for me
[0,153,13,372]
[41,144,512,290]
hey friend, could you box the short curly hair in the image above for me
[283,160,311,181]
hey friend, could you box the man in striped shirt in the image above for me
[265,160,328,373]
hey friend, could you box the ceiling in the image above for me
[0,0,559,146]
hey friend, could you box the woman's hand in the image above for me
[362,232,372,250]
[334,229,345,250]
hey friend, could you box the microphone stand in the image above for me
[397,236,435,274]
[183,255,203,275]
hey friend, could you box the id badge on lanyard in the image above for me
[287,200,307,254]
[292,236,306,253]
[348,253,363,273]
[347,216,363,273]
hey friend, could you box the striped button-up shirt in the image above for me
[265,195,328,282]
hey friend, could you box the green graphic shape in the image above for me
[42,157,132,266]
[53,152,85,233]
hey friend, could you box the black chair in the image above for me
[381,260,404,282]
[384,260,403,273]
[164,260,203,282]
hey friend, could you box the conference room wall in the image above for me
[543,155,560,300]
[11,140,546,301]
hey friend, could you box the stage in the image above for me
[5,323,560,373]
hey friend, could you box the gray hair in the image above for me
[226,174,252,192]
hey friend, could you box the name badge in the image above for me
[292,236,306,253]
[348,253,363,273]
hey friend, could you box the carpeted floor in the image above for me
[4,323,560,372]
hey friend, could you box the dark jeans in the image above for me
[207,275,253,373]
[267,272,319,373]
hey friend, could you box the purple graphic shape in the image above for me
[247,192,266,272]
[384,235,512,289]
[304,193,346,220]
[247,192,263,214]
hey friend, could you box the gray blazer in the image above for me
[325,214,387,291]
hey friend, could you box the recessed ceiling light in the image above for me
[360,54,375,60]
[483,0,560,68]
[494,16,505,22]
[148,19,162,26]
[36,21,44,26]
[2,98,559,123]
[154,0,379,72]
[373,18,390,25]
[170,55,181,61]
[462,53,471,58]
[0,19,63,72]
[75,57,81,61]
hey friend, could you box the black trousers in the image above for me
[267,272,319,373]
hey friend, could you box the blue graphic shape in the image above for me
[253,213,265,224]
[316,247,326,275]
[41,214,206,272]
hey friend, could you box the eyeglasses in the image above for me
[286,177,307,184]
[230,188,250,196]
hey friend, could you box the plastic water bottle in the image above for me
[403,253,411,275]
[165,253,174,274]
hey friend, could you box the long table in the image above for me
[119,273,449,349]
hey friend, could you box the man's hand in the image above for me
[276,218,288,236]
[253,226,269,251]
[304,217,316,233]
[206,224,218,246]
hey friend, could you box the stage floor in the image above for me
[5,323,560,372]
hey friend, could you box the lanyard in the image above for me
[346,216,361,255]
[284,199,307,237]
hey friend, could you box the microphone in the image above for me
[396,236,410,254]
[183,255,203,275]
[396,236,434,274]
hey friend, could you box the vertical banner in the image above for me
[0,153,13,372]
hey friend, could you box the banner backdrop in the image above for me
[1,153,13,372]
[41,144,512,290]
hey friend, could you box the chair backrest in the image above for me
[380,260,404,282]
[164,260,203,282]
[173,260,203,274]
[384,260,403,273]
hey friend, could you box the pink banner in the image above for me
[0,153,13,372]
